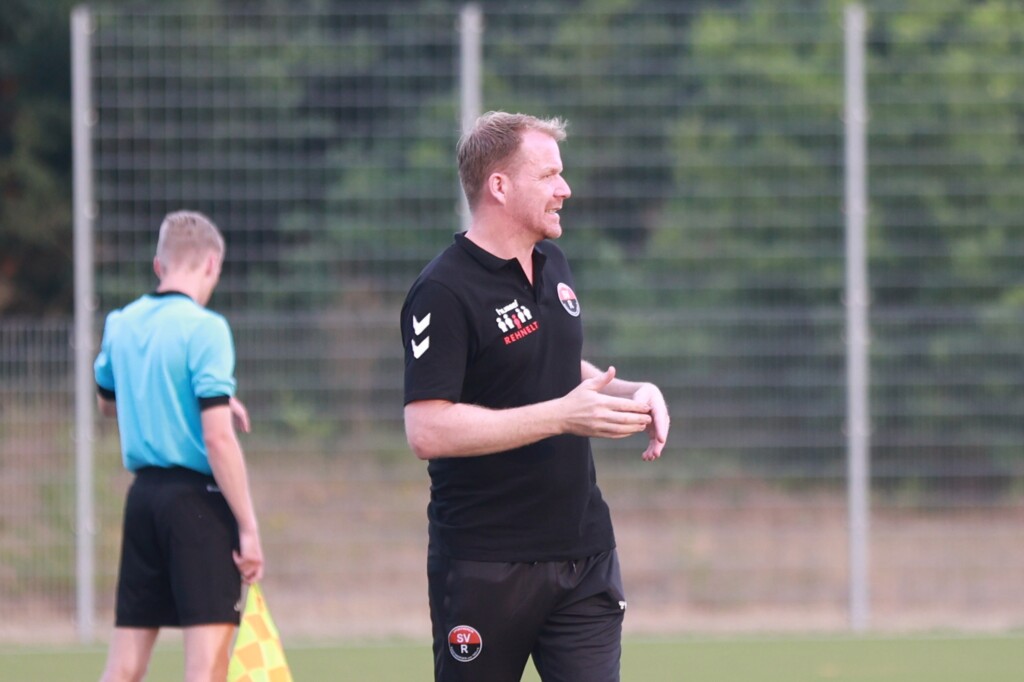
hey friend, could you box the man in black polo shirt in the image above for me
[402,111,670,682]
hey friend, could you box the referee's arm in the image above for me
[97,384,117,418]
[203,404,264,583]
[97,395,117,418]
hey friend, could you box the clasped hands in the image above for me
[563,366,670,461]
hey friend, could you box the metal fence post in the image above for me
[844,2,870,633]
[458,3,483,231]
[71,3,96,643]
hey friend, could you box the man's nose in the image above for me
[557,177,571,199]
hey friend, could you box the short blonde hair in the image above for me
[155,210,225,270]
[457,111,568,209]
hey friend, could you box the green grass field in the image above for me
[1,634,1022,681]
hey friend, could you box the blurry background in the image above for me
[2,0,1023,644]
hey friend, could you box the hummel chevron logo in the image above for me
[412,313,431,336]
[412,336,430,359]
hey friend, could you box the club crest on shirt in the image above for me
[557,282,580,317]
[448,625,482,662]
[495,299,539,345]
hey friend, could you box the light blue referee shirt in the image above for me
[94,291,237,475]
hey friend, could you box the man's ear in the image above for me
[204,251,219,276]
[153,257,164,279]
[487,172,509,205]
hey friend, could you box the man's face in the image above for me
[505,129,572,241]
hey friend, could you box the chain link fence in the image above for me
[0,321,75,640]
[2,1,1023,642]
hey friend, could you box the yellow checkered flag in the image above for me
[228,583,294,682]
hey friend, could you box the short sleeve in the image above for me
[402,279,470,405]
[94,311,117,394]
[189,314,237,399]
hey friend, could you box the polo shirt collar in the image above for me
[149,290,193,301]
[454,232,548,273]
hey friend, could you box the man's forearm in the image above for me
[205,432,259,532]
[406,368,655,461]
[404,399,565,460]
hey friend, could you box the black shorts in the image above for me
[115,466,242,628]
[428,548,625,682]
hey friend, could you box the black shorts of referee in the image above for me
[114,466,242,627]
[428,548,626,682]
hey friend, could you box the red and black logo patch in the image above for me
[448,625,482,662]
[557,282,580,317]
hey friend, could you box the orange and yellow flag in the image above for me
[228,583,294,682]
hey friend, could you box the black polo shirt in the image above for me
[402,233,616,562]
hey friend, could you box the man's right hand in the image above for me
[561,367,653,439]
[234,526,264,584]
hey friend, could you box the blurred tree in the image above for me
[0,0,77,315]
[859,0,1024,489]
[647,0,1024,481]
[4,0,1023,482]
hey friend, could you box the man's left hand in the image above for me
[632,383,669,461]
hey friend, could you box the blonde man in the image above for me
[402,112,670,682]
[95,211,263,682]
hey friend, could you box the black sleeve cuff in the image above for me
[199,395,231,410]
[97,385,116,401]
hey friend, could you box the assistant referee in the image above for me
[94,211,264,682]
[401,112,670,682]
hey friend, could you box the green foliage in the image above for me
[0,0,77,315]
[859,0,1024,486]
[5,0,1024,482]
